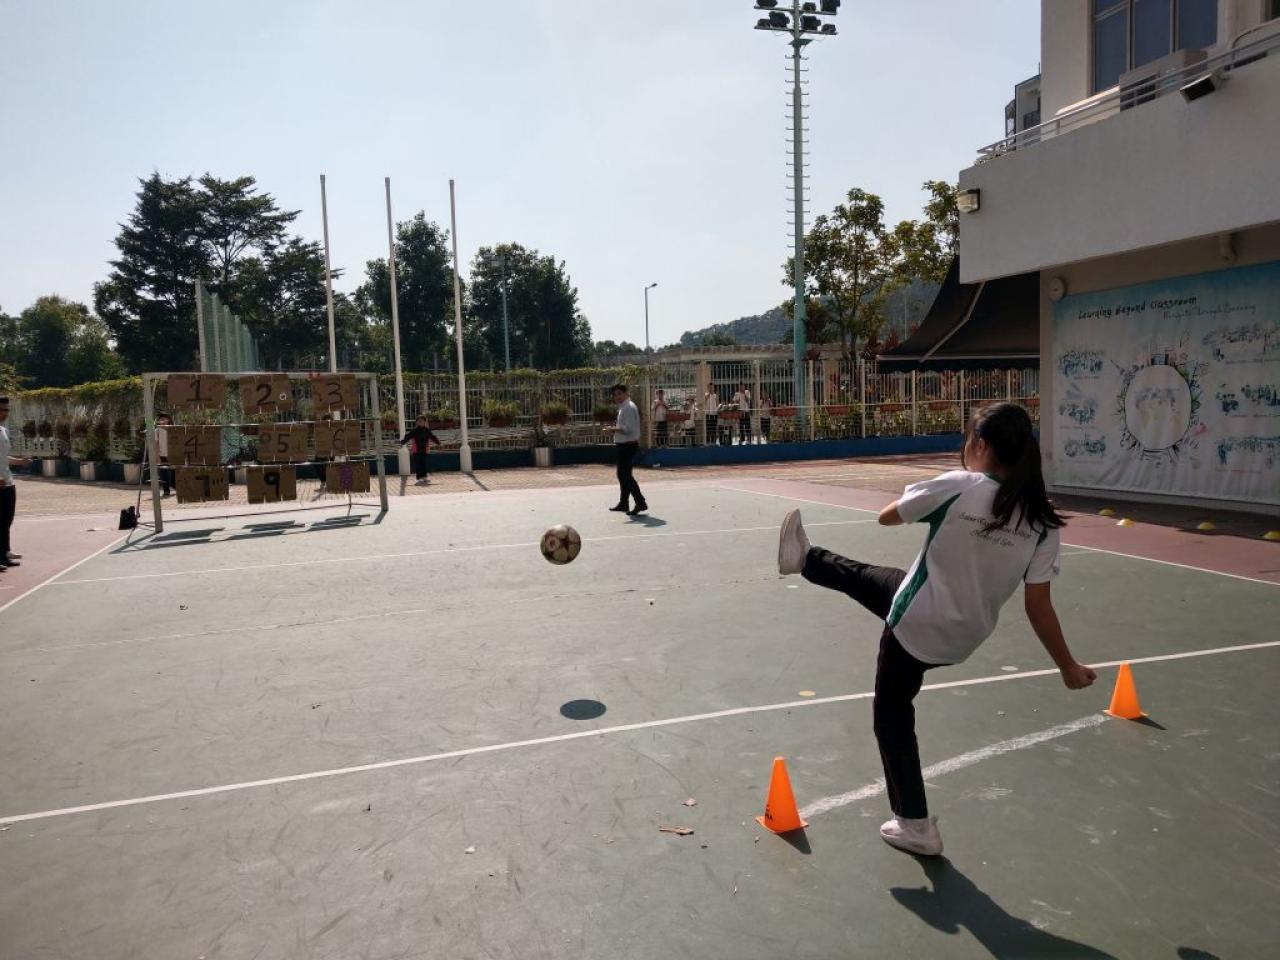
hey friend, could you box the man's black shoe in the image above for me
[627,502,648,516]
[609,503,628,512]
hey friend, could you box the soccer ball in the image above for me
[540,524,582,565]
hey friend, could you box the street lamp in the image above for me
[752,0,839,416]
[644,282,658,353]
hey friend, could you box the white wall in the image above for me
[958,50,1280,285]
[1041,0,1091,119]
[1039,220,1280,505]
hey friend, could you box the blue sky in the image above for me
[0,0,1038,347]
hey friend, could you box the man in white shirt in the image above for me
[652,389,669,447]
[731,382,752,445]
[703,386,719,447]
[603,383,647,516]
[0,397,33,570]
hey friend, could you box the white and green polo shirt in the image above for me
[888,470,1061,665]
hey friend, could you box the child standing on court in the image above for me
[777,402,1096,855]
[399,415,442,485]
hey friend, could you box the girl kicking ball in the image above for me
[777,402,1096,856]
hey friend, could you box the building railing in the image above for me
[976,28,1280,159]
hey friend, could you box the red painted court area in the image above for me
[0,516,124,613]
[719,476,1280,585]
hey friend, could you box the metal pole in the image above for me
[384,177,409,477]
[790,1,808,426]
[449,179,473,474]
[195,281,207,373]
[500,254,511,372]
[143,375,163,533]
[368,373,390,515]
[320,174,338,373]
[644,285,650,353]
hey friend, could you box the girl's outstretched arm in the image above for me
[1024,582,1096,689]
[878,501,904,526]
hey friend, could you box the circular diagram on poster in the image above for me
[1124,364,1192,452]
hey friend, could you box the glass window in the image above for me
[1094,0,1126,12]
[1177,0,1217,49]
[1272,0,1280,22]
[1134,0,1172,66]
[1094,8,1129,91]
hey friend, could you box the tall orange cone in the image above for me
[756,757,808,833]
[1105,663,1146,720]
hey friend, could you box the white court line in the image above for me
[1064,543,1280,588]
[717,484,882,514]
[48,519,876,586]
[3,638,1276,826]
[0,533,129,617]
[723,484,1279,587]
[799,714,1109,819]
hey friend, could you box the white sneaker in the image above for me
[777,509,811,575]
[879,816,943,856]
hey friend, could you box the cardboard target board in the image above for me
[326,461,371,494]
[167,374,227,410]
[314,420,362,458]
[311,374,358,412]
[257,423,308,463]
[165,425,222,466]
[246,465,298,504]
[175,466,229,504]
[239,375,294,415]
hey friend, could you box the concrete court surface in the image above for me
[1,477,1278,960]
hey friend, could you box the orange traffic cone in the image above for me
[756,757,808,833]
[1105,663,1146,720]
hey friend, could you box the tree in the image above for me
[232,239,335,369]
[468,243,592,370]
[594,340,641,363]
[786,188,896,359]
[890,180,959,287]
[198,175,298,289]
[96,172,304,373]
[95,174,210,372]
[6,296,124,387]
[357,213,455,372]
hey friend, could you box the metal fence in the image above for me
[9,361,1040,463]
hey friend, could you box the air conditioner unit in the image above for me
[1120,48,1207,109]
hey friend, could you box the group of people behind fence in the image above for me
[651,383,775,447]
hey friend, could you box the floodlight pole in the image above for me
[500,253,511,372]
[385,177,410,476]
[449,179,473,473]
[644,282,657,353]
[789,19,808,416]
[755,0,839,418]
[195,280,208,372]
[320,174,338,373]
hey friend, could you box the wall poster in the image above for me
[1052,261,1279,505]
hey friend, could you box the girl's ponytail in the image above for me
[967,402,1065,534]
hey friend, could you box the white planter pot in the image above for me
[233,467,249,485]
[79,461,107,482]
[41,459,62,478]
[123,463,143,485]
[534,446,552,468]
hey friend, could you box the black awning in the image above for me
[878,259,1039,372]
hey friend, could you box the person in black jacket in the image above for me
[399,415,442,484]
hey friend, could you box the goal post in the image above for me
[141,371,389,533]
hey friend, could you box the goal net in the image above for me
[140,371,389,532]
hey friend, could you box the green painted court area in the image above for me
[1,481,1277,959]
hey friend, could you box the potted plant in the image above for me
[539,399,571,426]
[482,399,519,428]
[773,406,798,418]
[533,420,554,467]
[428,406,458,430]
[70,417,91,458]
[824,403,851,416]
[51,418,73,470]
[719,403,744,422]
[79,427,110,481]
[593,403,616,424]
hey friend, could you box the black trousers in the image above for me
[738,416,750,443]
[704,415,717,447]
[1,483,15,560]
[802,547,936,819]
[412,451,429,480]
[656,421,669,446]
[760,417,772,440]
[615,441,644,507]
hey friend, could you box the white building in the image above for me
[959,0,1280,511]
